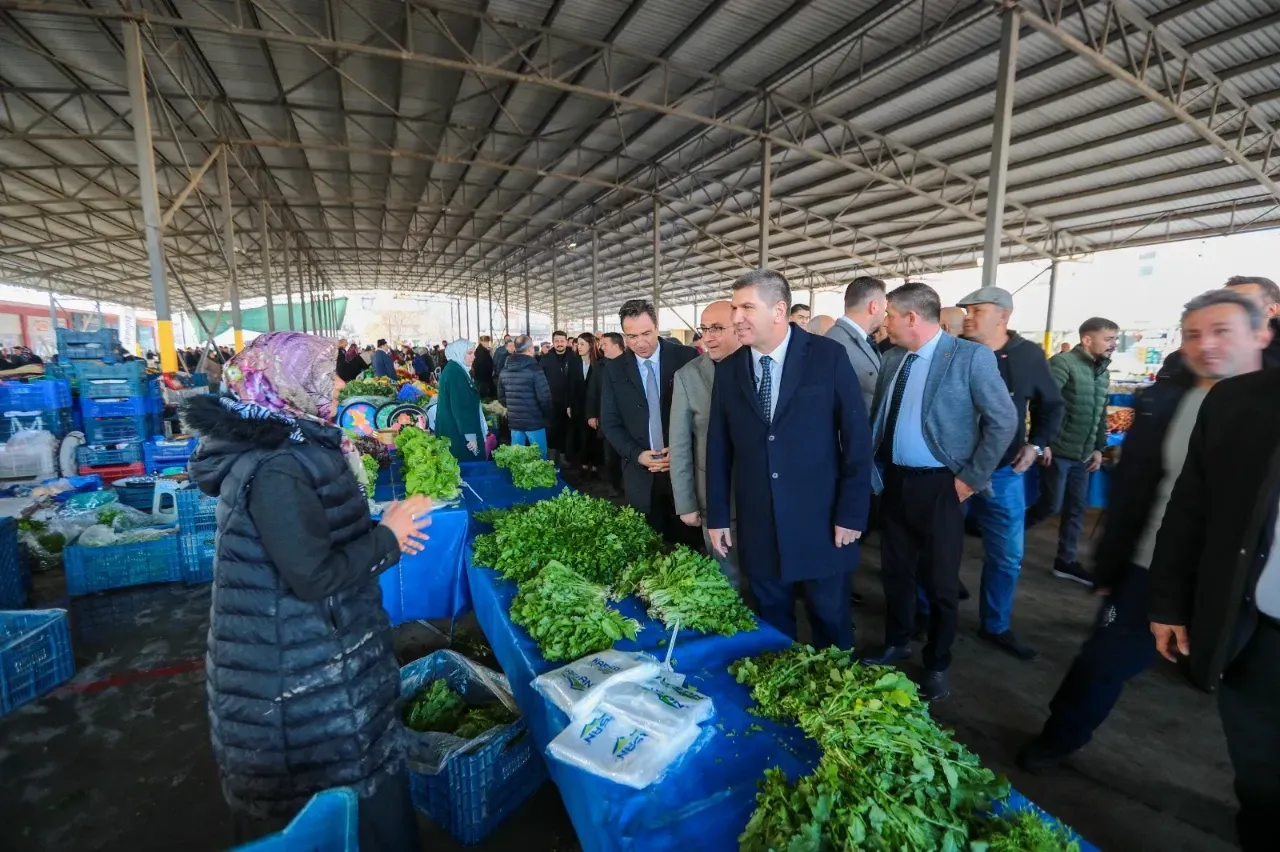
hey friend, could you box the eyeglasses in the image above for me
[696,325,730,336]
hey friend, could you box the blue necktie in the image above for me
[757,355,774,424]
[644,359,663,451]
[879,353,917,462]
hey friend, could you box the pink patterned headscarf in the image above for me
[223,332,340,423]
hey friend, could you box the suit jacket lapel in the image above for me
[693,354,714,398]
[922,333,957,418]
[623,350,644,398]
[772,329,808,422]
[736,348,767,424]
[871,348,901,443]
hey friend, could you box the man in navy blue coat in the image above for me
[706,269,874,649]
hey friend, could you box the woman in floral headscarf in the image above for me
[434,338,487,461]
[182,332,430,851]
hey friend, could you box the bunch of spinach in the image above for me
[509,560,641,661]
[403,678,519,739]
[493,444,557,489]
[395,426,461,501]
[472,490,659,585]
[620,546,756,636]
[731,646,1073,852]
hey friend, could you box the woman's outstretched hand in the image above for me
[382,495,433,555]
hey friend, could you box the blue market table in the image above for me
[376,501,470,625]
[466,554,1099,852]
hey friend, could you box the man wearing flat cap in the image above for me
[958,286,1064,661]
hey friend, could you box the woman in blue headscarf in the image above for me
[434,338,487,460]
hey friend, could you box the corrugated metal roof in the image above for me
[1,0,1279,310]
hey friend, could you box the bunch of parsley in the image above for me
[509,560,641,661]
[618,546,756,636]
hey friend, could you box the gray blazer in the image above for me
[869,332,1017,496]
[668,353,717,517]
[825,318,881,414]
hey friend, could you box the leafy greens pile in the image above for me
[472,489,659,585]
[403,678,518,739]
[360,454,381,488]
[615,546,756,636]
[509,560,641,661]
[395,426,461,501]
[338,377,396,402]
[731,646,1079,852]
[493,443,557,489]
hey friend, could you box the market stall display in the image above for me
[336,376,396,402]
[396,426,461,501]
[376,502,471,625]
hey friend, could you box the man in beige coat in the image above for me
[670,301,742,588]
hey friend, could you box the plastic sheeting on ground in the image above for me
[377,502,470,624]
[467,553,1101,852]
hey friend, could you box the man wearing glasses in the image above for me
[669,302,743,587]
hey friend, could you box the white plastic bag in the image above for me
[545,708,702,789]
[596,676,715,739]
[532,649,661,720]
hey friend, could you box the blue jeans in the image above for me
[1028,456,1091,563]
[970,465,1026,634]
[1040,567,1156,752]
[510,429,548,458]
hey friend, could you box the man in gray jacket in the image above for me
[824,276,888,413]
[861,282,1017,701]
[669,301,742,587]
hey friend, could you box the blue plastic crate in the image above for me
[81,396,147,419]
[176,486,217,532]
[0,518,27,610]
[56,327,119,364]
[0,379,72,413]
[0,609,74,716]
[76,441,143,468]
[178,529,216,584]
[63,532,180,596]
[143,437,197,474]
[234,788,358,852]
[74,360,146,399]
[85,415,148,444]
[0,409,73,441]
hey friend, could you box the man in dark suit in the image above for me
[824,276,886,414]
[862,282,1016,701]
[588,332,625,497]
[539,330,580,462]
[600,300,699,544]
[371,339,396,380]
[706,270,873,649]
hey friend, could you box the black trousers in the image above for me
[1219,617,1280,852]
[879,465,964,671]
[753,571,854,650]
[603,442,623,490]
[646,472,702,550]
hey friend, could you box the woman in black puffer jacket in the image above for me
[184,332,431,850]
[497,335,553,457]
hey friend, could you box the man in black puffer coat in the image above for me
[497,334,553,457]
[184,393,427,850]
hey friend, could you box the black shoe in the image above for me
[912,612,928,643]
[861,644,912,667]
[958,581,971,601]
[1016,735,1078,775]
[1052,560,1095,587]
[921,670,950,701]
[978,628,1038,661]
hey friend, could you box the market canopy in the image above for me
[195,299,347,338]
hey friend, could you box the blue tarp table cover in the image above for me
[461,471,568,535]
[467,554,1100,852]
[377,502,470,624]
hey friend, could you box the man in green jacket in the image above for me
[1026,317,1119,586]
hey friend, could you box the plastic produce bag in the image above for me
[533,650,661,720]
[77,524,175,547]
[399,649,519,775]
[596,676,715,739]
[545,707,703,790]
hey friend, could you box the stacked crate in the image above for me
[74,360,150,484]
[56,327,118,365]
[0,379,73,480]
[176,487,217,583]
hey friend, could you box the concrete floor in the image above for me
[0,477,1240,852]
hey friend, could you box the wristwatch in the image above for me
[1029,444,1044,457]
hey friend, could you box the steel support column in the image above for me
[591,230,598,334]
[503,274,509,336]
[123,21,177,372]
[982,6,1020,288]
[759,138,771,267]
[651,196,660,308]
[217,152,243,352]
[284,231,294,330]
[260,197,274,331]
[524,260,531,335]
[300,258,308,333]
[552,252,560,333]
[1044,258,1059,355]
[487,279,494,338]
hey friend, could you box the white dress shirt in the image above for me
[888,329,945,468]
[751,327,792,421]
[637,346,662,399]
[837,315,873,347]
